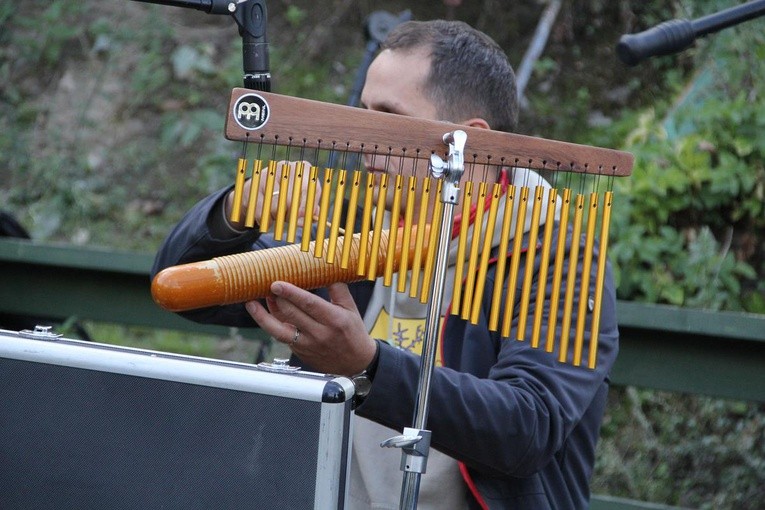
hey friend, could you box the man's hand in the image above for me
[225,160,320,230]
[245,282,377,376]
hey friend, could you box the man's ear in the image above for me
[460,117,491,130]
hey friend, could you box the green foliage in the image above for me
[0,0,358,249]
[10,2,84,68]
[594,387,765,509]
[610,110,762,311]
[606,23,765,313]
[284,5,307,28]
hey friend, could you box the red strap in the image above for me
[452,169,510,239]
[459,461,489,510]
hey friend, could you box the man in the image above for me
[152,20,618,509]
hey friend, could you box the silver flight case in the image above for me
[0,326,355,510]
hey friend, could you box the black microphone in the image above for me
[235,0,270,91]
[616,0,765,66]
[130,0,271,90]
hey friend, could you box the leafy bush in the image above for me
[594,387,765,509]
[606,25,765,313]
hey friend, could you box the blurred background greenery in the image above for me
[1,0,763,507]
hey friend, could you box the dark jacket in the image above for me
[151,186,619,510]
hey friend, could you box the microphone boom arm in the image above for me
[617,0,765,66]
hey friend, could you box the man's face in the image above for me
[360,48,439,214]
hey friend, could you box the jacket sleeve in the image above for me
[355,239,619,479]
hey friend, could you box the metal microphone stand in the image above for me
[617,0,765,65]
[129,0,270,90]
[381,130,467,510]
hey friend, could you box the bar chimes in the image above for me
[152,89,633,369]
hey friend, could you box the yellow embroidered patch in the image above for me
[369,308,444,367]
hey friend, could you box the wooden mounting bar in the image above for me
[224,88,633,177]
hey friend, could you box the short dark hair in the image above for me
[381,20,519,133]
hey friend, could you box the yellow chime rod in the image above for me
[460,181,488,319]
[546,187,572,355]
[326,168,348,263]
[384,174,404,286]
[451,181,473,313]
[286,161,306,244]
[500,185,529,338]
[516,185,545,340]
[558,192,585,364]
[396,175,418,293]
[588,189,614,369]
[313,168,333,259]
[530,188,559,348]
[244,159,264,228]
[469,182,502,324]
[340,170,363,268]
[419,180,443,303]
[486,184,514,330]
[231,157,247,222]
[273,161,291,240]
[298,165,318,251]
[409,176,432,299]
[366,173,389,280]
[257,160,277,232]
[573,192,599,366]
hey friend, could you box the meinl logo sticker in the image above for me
[233,93,270,131]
